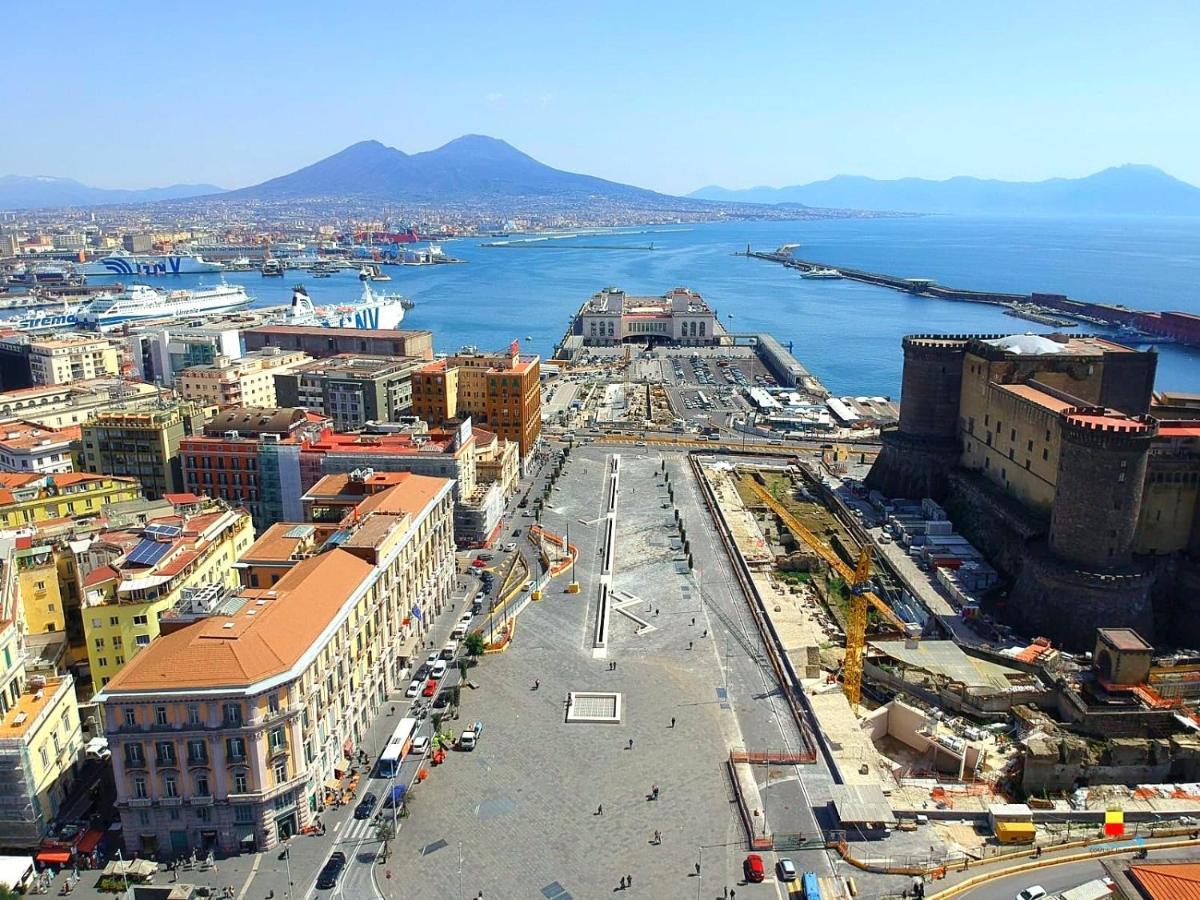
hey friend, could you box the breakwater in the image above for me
[747,248,1200,350]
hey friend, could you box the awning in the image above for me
[77,827,104,855]
[324,778,341,791]
[36,850,71,865]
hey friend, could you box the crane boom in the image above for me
[743,476,908,706]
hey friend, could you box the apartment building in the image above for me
[0,334,122,390]
[242,325,433,361]
[0,536,83,848]
[0,472,142,528]
[0,420,80,474]
[81,400,214,499]
[177,349,312,410]
[0,380,160,429]
[410,343,542,458]
[97,474,455,856]
[79,503,255,693]
[180,408,326,529]
[273,354,426,430]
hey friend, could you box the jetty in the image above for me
[746,246,1200,350]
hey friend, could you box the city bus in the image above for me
[377,717,417,778]
[802,871,822,900]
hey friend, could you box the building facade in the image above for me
[575,286,718,347]
[96,475,455,857]
[0,335,122,390]
[0,472,142,528]
[274,355,425,430]
[177,349,312,410]
[81,401,214,499]
[0,420,80,474]
[80,504,255,693]
[242,326,433,361]
[411,343,542,458]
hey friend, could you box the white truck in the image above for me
[1055,878,1115,900]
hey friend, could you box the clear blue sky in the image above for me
[3,1,1197,194]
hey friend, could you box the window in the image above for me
[94,638,105,650]
[233,771,248,793]
[273,759,287,783]
[132,614,148,626]
[195,772,210,796]
[112,635,122,648]
[268,727,286,750]
[115,655,124,664]
[123,707,137,728]
[91,618,101,629]
[187,740,207,764]
[97,657,108,667]
[163,775,178,798]
[268,693,280,714]
[135,634,150,647]
[133,777,148,799]
[234,805,254,824]
[39,746,49,767]
[155,742,176,765]
[155,706,168,726]
[196,806,211,822]
[226,737,245,761]
[1042,448,1049,461]
[223,703,242,727]
[187,705,201,726]
[109,616,119,626]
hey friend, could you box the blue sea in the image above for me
[117,216,1200,397]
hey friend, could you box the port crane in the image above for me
[743,476,911,707]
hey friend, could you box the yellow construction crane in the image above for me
[743,477,909,707]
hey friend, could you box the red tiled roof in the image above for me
[83,565,119,588]
[1129,863,1200,900]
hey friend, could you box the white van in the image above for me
[440,640,458,661]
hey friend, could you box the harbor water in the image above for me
[93,216,1200,397]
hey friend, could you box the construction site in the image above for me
[698,453,1200,854]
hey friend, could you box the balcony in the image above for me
[126,797,152,808]
[160,796,182,807]
[188,795,214,807]
[186,754,209,768]
[154,755,178,769]
[267,741,289,760]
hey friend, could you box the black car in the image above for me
[354,792,378,820]
[316,851,346,889]
[433,692,449,709]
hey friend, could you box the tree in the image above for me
[449,685,461,717]
[375,819,396,861]
[457,659,469,681]
[463,631,486,661]
[431,711,444,735]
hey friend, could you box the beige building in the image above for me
[80,400,214,499]
[27,335,121,386]
[177,348,312,410]
[0,380,160,430]
[0,535,83,848]
[97,474,455,856]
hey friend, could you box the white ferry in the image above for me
[75,251,226,277]
[77,283,250,329]
[280,283,408,331]
[0,306,81,333]
[801,267,842,279]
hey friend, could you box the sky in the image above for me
[2,1,1198,195]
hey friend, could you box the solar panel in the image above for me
[144,523,183,540]
[126,539,171,567]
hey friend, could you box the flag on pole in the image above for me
[1104,807,1124,837]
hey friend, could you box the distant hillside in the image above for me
[0,175,225,210]
[690,165,1200,215]
[221,135,700,208]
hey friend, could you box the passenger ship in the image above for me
[78,283,250,329]
[280,283,409,331]
[74,251,226,277]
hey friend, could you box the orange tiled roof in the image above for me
[1129,863,1200,900]
[103,549,375,691]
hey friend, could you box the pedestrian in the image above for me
[597,804,603,815]
[655,607,659,616]
[653,784,659,799]
[670,716,676,728]
[628,874,633,887]
[695,862,701,876]
[730,890,736,900]
[702,629,707,638]
[724,888,729,900]
[691,617,696,626]
[628,738,634,749]
[688,640,693,650]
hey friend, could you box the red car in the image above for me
[743,854,765,883]
[472,558,488,569]
[422,679,438,697]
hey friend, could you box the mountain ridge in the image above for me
[0,175,225,210]
[689,165,1200,215]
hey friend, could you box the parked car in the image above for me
[422,679,438,697]
[433,692,449,709]
[459,721,483,750]
[405,679,421,698]
[777,858,797,881]
[1016,888,1047,900]
[410,735,430,757]
[744,854,765,883]
[354,792,378,820]
[316,851,346,889]
[477,552,494,561]
[431,660,448,679]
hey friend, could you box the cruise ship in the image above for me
[0,306,81,333]
[75,251,226,277]
[77,283,250,329]
[280,283,409,331]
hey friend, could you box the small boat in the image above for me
[261,259,285,277]
[525,335,532,341]
[801,267,842,279]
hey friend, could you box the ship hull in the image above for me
[77,255,225,276]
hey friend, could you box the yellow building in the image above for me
[176,348,312,410]
[14,541,68,635]
[98,474,455,856]
[27,335,121,386]
[0,472,142,528]
[81,505,255,693]
[0,536,83,848]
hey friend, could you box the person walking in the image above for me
[596,804,603,815]
[670,716,676,728]
[628,738,634,749]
